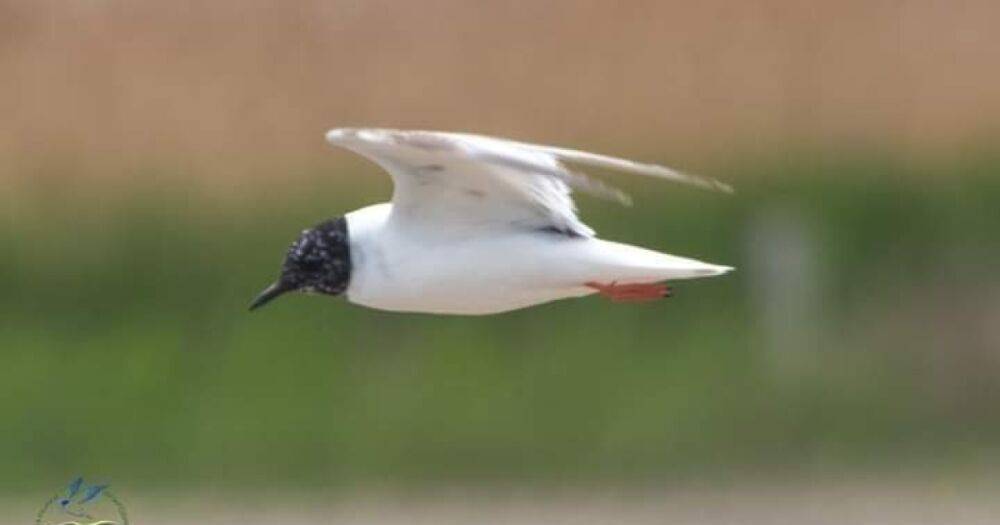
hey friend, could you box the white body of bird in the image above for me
[345,203,730,315]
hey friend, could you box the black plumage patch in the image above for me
[280,217,352,296]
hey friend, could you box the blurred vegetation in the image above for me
[2,151,1000,493]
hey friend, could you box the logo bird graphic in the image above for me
[55,477,112,524]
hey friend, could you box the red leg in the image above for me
[585,281,672,302]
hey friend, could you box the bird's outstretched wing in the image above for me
[65,477,84,500]
[325,128,730,238]
[80,484,108,504]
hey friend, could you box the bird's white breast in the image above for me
[343,203,595,314]
[343,202,730,315]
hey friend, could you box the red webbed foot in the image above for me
[585,281,672,303]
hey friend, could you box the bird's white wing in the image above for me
[515,140,734,194]
[325,128,731,238]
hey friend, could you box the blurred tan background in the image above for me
[3,0,999,184]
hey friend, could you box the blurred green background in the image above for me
[5,154,999,493]
[3,1,1000,521]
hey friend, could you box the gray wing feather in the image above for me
[325,128,732,239]
[519,143,734,194]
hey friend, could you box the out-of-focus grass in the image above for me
[2,153,1000,492]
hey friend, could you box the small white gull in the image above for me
[250,128,732,315]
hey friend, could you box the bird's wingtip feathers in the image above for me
[325,128,352,144]
[715,180,736,194]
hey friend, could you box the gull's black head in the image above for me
[249,217,351,311]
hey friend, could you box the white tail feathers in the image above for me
[585,239,733,283]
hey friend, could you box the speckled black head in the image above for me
[249,217,351,311]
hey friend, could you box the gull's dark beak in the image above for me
[248,281,294,311]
